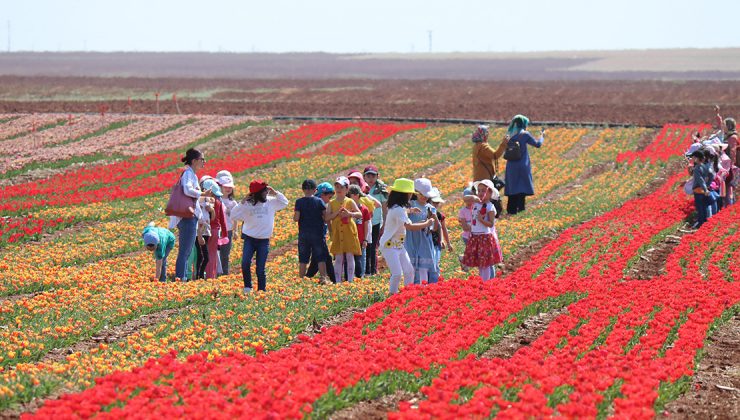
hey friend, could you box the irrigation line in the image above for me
[271,115,663,129]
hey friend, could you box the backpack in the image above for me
[503,138,522,161]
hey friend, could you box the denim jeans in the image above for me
[159,243,174,282]
[242,234,270,291]
[175,217,198,281]
[708,191,719,216]
[354,247,367,278]
[694,193,710,228]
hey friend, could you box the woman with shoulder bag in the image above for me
[503,114,544,215]
[169,148,205,281]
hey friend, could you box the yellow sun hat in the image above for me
[389,178,415,194]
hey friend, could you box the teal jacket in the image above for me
[142,226,176,260]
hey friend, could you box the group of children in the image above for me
[145,163,506,295]
[686,109,739,228]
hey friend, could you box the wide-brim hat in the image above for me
[389,178,415,194]
[473,179,496,193]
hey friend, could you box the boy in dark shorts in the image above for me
[294,179,329,282]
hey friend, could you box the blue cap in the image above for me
[143,230,159,246]
[315,182,335,197]
[202,179,223,197]
[463,187,474,196]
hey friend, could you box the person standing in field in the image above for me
[716,105,738,205]
[379,178,435,294]
[306,182,337,283]
[170,148,205,281]
[216,170,237,275]
[405,178,440,285]
[503,115,545,215]
[462,179,503,280]
[230,180,289,293]
[294,179,330,282]
[200,177,229,279]
[142,222,176,282]
[363,165,389,276]
[325,176,362,283]
[472,125,507,182]
[348,185,373,279]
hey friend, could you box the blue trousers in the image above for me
[158,243,174,282]
[175,217,198,280]
[694,193,710,228]
[242,234,270,291]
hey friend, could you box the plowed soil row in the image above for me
[1,78,739,126]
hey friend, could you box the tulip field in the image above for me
[0,113,737,418]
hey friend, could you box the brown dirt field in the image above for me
[1,78,739,126]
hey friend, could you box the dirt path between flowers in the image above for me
[662,312,740,419]
[480,308,568,359]
[329,391,425,420]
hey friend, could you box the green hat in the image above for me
[389,178,415,194]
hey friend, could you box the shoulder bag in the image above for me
[165,171,197,218]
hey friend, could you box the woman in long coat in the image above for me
[503,115,545,215]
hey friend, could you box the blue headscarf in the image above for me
[507,114,530,138]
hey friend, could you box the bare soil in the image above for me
[329,391,424,420]
[1,77,739,126]
[480,308,568,359]
[662,313,740,419]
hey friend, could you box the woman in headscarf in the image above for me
[471,125,507,182]
[503,114,545,215]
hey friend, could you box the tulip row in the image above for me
[617,123,710,164]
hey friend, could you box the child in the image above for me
[195,184,216,280]
[202,177,229,279]
[306,182,337,283]
[462,179,503,281]
[348,185,372,278]
[362,165,389,276]
[231,180,289,293]
[689,150,712,228]
[216,170,237,275]
[142,222,176,282]
[294,179,329,282]
[405,178,439,284]
[325,176,362,283]
[380,178,435,294]
[429,188,450,284]
[457,186,477,271]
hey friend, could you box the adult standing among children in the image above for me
[471,125,507,182]
[363,165,388,275]
[503,115,545,215]
[230,180,289,293]
[169,148,205,282]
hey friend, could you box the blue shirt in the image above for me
[295,196,326,236]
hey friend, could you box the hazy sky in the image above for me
[3,0,739,53]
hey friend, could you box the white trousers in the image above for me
[381,247,415,294]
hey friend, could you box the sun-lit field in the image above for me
[0,114,737,418]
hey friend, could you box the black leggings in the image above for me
[507,194,527,215]
[195,236,210,279]
[365,223,381,275]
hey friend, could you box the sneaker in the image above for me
[243,287,252,294]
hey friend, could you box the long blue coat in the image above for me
[504,131,543,196]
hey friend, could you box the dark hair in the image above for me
[387,190,411,208]
[302,179,317,190]
[704,149,720,172]
[248,189,268,206]
[181,148,203,165]
[347,185,363,197]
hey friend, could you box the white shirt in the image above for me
[470,202,495,235]
[379,205,411,249]
[231,192,289,239]
[198,200,213,236]
[168,166,202,228]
